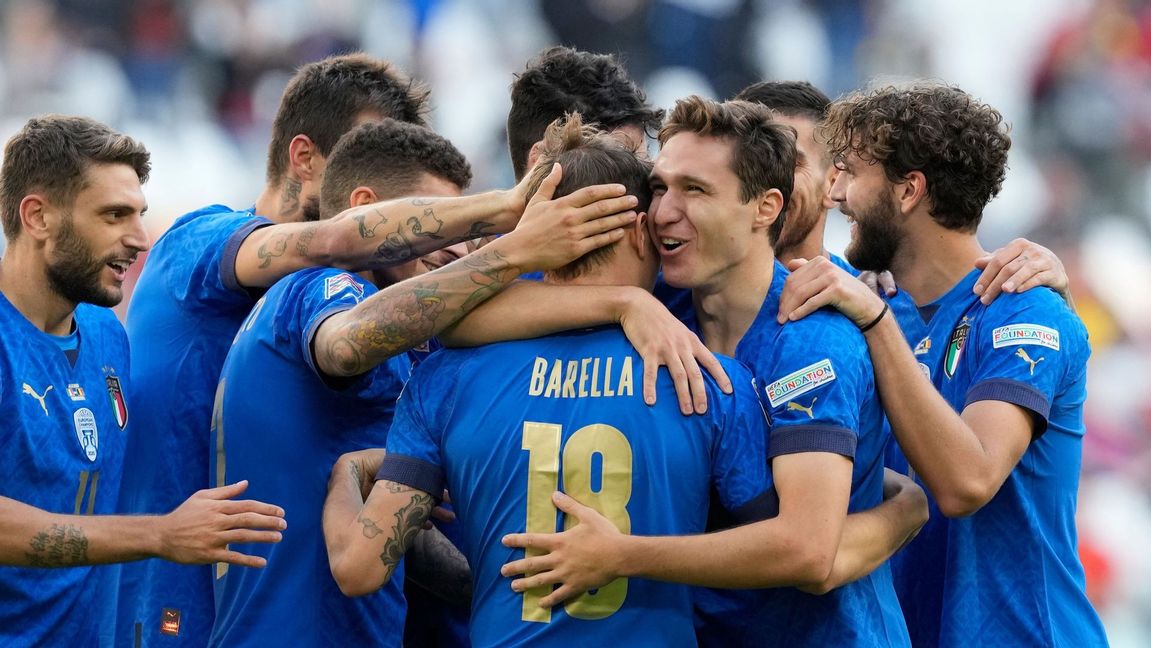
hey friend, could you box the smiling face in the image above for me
[44,162,149,307]
[830,151,904,272]
[649,131,767,292]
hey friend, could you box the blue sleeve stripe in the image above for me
[965,378,1051,437]
[219,217,273,293]
[768,425,857,459]
[728,487,779,524]
[376,454,443,498]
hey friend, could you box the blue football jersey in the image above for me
[888,269,1107,647]
[0,296,132,647]
[694,261,909,647]
[116,204,270,646]
[378,327,771,648]
[208,267,410,647]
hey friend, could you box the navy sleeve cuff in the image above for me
[768,425,857,459]
[965,378,1051,438]
[728,487,780,524]
[220,217,273,294]
[376,454,443,499]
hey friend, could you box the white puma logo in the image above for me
[22,383,52,415]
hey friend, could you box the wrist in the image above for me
[494,189,525,234]
[857,302,889,333]
[612,286,650,324]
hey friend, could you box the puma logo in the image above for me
[22,383,52,415]
[1015,348,1045,375]
[787,397,817,419]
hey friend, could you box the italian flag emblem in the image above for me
[944,317,970,379]
[106,375,128,429]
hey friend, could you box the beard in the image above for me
[772,197,820,255]
[301,195,321,222]
[45,214,123,307]
[844,195,903,272]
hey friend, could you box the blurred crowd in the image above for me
[1,0,1149,644]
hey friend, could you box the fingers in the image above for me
[664,355,693,415]
[551,491,592,517]
[785,258,808,272]
[1013,270,1053,294]
[501,554,546,578]
[559,182,629,210]
[527,164,562,205]
[431,505,456,524]
[220,529,284,545]
[685,357,708,415]
[860,271,881,296]
[575,208,638,235]
[225,511,288,531]
[570,227,627,256]
[538,584,582,608]
[695,341,732,394]
[200,480,249,500]
[219,499,286,519]
[216,550,269,568]
[877,271,897,297]
[502,532,557,552]
[642,353,658,406]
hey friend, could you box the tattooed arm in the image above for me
[311,165,637,377]
[0,482,285,568]
[323,468,436,597]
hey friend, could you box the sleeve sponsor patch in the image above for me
[765,358,836,408]
[991,324,1060,351]
[323,273,365,302]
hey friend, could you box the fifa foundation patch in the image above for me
[992,324,1060,351]
[160,608,181,636]
[765,358,836,408]
[324,273,365,301]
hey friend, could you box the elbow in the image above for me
[781,543,837,590]
[934,482,994,519]
[330,554,390,598]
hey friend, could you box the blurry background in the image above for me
[1,0,1148,643]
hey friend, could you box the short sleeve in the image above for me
[376,355,451,496]
[710,360,775,522]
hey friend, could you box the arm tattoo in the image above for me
[358,514,384,539]
[353,209,389,239]
[408,207,444,240]
[26,524,89,567]
[295,223,318,256]
[278,178,302,219]
[408,526,473,606]
[379,491,435,581]
[257,233,291,269]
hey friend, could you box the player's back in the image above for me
[389,327,769,648]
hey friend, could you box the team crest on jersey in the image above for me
[106,375,128,429]
[913,337,932,356]
[67,383,86,401]
[765,358,836,408]
[324,273,365,301]
[73,408,98,461]
[944,317,970,379]
[992,324,1060,351]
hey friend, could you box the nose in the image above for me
[124,212,151,253]
[650,190,681,227]
[828,170,847,203]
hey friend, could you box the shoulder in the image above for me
[977,288,1086,351]
[779,308,870,365]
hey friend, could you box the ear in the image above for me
[895,170,929,215]
[348,186,379,208]
[821,164,840,210]
[525,140,545,172]
[286,134,319,182]
[18,194,53,242]
[753,188,785,232]
[632,212,650,259]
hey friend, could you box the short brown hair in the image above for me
[524,113,653,281]
[266,53,429,184]
[660,96,795,242]
[319,119,472,219]
[821,84,1011,232]
[0,115,151,241]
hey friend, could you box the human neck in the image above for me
[775,226,830,266]
[254,175,306,224]
[889,221,985,306]
[0,246,76,335]
[694,250,775,356]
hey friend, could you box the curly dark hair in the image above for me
[507,46,664,180]
[266,53,429,185]
[318,119,471,220]
[1,115,150,241]
[660,96,795,243]
[822,84,1011,232]
[523,113,653,281]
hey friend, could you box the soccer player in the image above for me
[210,117,630,646]
[777,83,1108,646]
[491,98,913,647]
[0,115,285,646]
[116,52,637,645]
[324,116,782,647]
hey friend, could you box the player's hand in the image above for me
[618,290,731,415]
[858,270,898,297]
[424,490,456,530]
[500,491,625,608]
[777,257,886,327]
[156,480,286,568]
[501,163,638,272]
[334,448,387,499]
[972,238,1069,305]
[880,469,929,549]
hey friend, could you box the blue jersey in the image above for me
[207,267,409,647]
[379,328,772,648]
[0,296,131,647]
[116,204,269,646]
[887,270,1107,647]
[694,261,909,647]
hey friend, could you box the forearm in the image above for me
[0,496,160,567]
[440,282,645,347]
[316,240,524,377]
[406,526,473,607]
[322,462,387,595]
[313,192,518,270]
